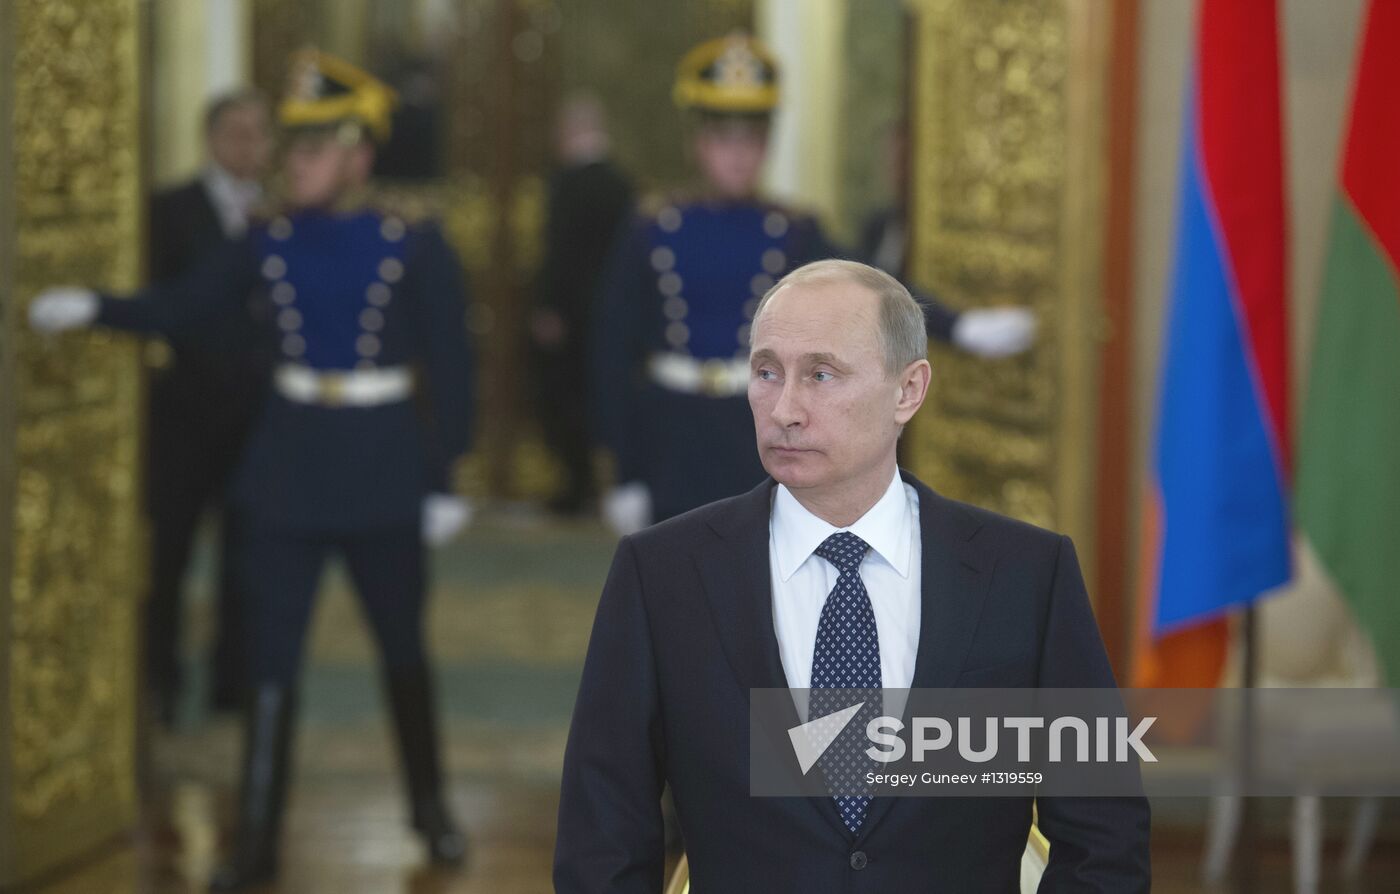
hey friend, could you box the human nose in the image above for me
[770,378,804,428]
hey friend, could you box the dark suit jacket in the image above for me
[537,158,635,344]
[556,471,1150,893]
[147,178,269,418]
[858,207,902,274]
[150,179,224,283]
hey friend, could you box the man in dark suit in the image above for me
[556,259,1150,891]
[532,93,635,515]
[145,90,273,721]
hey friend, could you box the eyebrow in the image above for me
[749,349,848,368]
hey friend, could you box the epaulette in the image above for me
[636,190,688,220]
[362,184,439,226]
[754,197,815,227]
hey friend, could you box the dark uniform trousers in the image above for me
[243,523,426,685]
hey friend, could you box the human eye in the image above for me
[811,369,835,383]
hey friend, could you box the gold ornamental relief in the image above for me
[904,0,1106,558]
[2,0,145,883]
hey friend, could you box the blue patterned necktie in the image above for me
[809,531,881,834]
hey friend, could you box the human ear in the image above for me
[893,359,931,425]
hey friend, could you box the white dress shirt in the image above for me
[770,470,922,694]
[201,164,263,238]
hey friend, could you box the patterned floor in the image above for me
[24,513,1400,892]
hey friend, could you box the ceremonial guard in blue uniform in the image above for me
[32,51,470,889]
[593,35,1037,530]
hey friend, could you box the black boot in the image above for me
[209,685,296,891]
[385,664,466,866]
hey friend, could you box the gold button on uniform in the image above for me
[663,296,688,320]
[271,282,296,305]
[359,307,385,331]
[665,321,690,348]
[367,283,392,306]
[378,258,404,283]
[650,246,676,271]
[380,216,406,241]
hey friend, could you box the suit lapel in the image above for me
[693,478,854,840]
[693,479,788,697]
[856,470,995,844]
[906,473,995,691]
[193,180,226,240]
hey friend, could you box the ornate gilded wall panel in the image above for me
[904,0,1108,579]
[251,0,318,99]
[0,0,145,884]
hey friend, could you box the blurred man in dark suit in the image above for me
[532,94,635,515]
[857,122,913,278]
[146,90,273,722]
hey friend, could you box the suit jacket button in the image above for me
[849,850,868,870]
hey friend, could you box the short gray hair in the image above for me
[751,259,928,376]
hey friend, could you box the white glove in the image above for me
[602,482,652,537]
[29,287,100,333]
[423,493,473,546]
[951,307,1037,358]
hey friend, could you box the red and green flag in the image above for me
[1297,0,1400,685]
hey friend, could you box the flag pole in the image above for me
[1239,602,1259,892]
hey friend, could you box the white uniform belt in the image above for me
[647,353,749,398]
[274,364,414,407]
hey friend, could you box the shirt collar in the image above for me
[202,163,262,206]
[771,470,913,582]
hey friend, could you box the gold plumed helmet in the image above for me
[278,49,398,143]
[673,33,780,116]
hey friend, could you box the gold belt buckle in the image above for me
[699,359,732,397]
[319,372,347,407]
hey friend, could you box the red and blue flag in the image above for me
[1136,0,1292,687]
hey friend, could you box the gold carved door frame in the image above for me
[904,0,1109,592]
[1,0,146,885]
